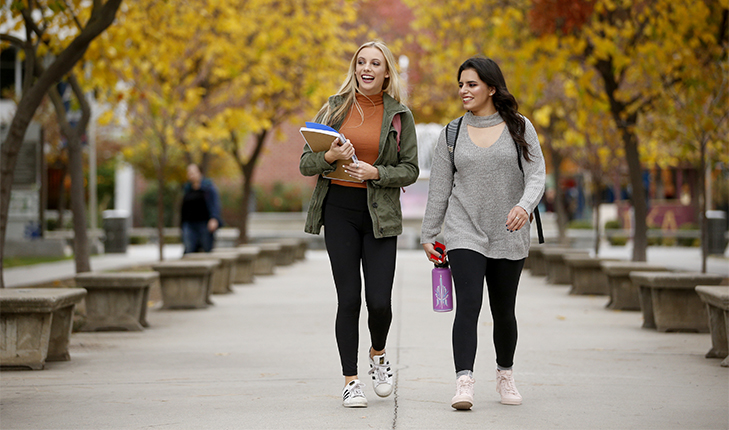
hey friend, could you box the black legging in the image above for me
[324,185,397,377]
[448,249,525,372]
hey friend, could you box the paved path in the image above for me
[1,249,727,429]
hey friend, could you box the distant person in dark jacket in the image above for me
[180,164,222,253]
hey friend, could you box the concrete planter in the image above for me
[222,246,260,284]
[630,271,725,332]
[250,243,280,275]
[152,261,218,309]
[266,239,298,266]
[695,286,729,366]
[75,272,159,331]
[600,262,667,310]
[0,288,87,370]
[183,252,237,294]
[527,244,548,277]
[542,248,591,285]
[563,256,622,295]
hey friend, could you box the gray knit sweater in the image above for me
[420,111,546,260]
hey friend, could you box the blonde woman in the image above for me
[300,40,419,408]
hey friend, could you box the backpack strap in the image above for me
[444,116,464,173]
[392,113,406,193]
[514,141,545,244]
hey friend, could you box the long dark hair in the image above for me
[458,57,532,162]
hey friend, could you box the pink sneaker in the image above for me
[496,369,522,405]
[451,375,475,410]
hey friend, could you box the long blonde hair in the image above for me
[317,40,408,126]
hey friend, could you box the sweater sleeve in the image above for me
[516,118,546,215]
[420,128,452,244]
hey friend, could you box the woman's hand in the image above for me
[343,161,379,181]
[422,243,446,264]
[324,138,355,164]
[506,205,529,232]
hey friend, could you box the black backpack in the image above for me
[444,116,545,244]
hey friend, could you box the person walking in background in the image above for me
[181,163,222,254]
[300,40,419,408]
[420,57,545,410]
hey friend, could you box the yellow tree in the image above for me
[642,55,728,271]
[556,0,727,261]
[214,0,358,243]
[0,0,123,286]
[88,0,359,254]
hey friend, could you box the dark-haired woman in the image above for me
[420,57,545,410]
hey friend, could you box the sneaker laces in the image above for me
[498,373,518,395]
[349,380,366,397]
[368,357,391,384]
[456,376,474,396]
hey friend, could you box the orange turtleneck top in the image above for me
[331,92,384,188]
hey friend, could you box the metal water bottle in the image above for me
[432,242,453,312]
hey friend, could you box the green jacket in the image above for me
[299,93,419,238]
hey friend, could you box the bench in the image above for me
[526,244,548,277]
[182,252,237,294]
[695,286,729,367]
[563,256,622,295]
[292,238,308,261]
[629,272,725,332]
[264,239,298,266]
[600,262,668,310]
[74,272,159,331]
[248,243,281,275]
[542,248,591,285]
[215,246,260,284]
[152,260,219,309]
[0,288,87,370]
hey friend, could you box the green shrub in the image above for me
[568,219,593,229]
[254,182,307,212]
[678,222,699,247]
[648,226,663,246]
[605,220,627,246]
[129,236,148,245]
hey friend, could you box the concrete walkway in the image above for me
[1,248,727,429]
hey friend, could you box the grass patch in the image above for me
[3,255,74,268]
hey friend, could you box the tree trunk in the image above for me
[700,140,708,273]
[621,124,648,262]
[58,167,68,229]
[156,149,168,261]
[0,0,124,287]
[238,175,253,245]
[549,146,569,245]
[234,129,269,246]
[594,56,648,262]
[47,75,92,273]
[593,180,603,256]
[67,137,91,273]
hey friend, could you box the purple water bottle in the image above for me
[432,242,453,312]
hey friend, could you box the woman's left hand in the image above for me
[343,161,380,181]
[506,206,529,232]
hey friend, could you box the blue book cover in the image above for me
[304,122,338,133]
